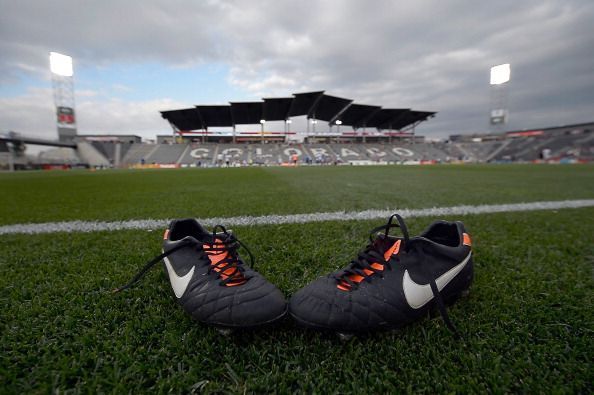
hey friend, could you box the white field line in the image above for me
[2,199,594,235]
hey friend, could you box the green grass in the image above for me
[1,164,593,225]
[1,165,593,393]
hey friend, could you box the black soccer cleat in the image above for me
[114,218,287,328]
[289,214,473,335]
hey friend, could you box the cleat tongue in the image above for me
[203,234,247,286]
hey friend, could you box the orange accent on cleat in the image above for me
[163,229,170,240]
[463,233,472,246]
[337,242,396,291]
[383,239,401,260]
[204,239,247,286]
[370,262,384,271]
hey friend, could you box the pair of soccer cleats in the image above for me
[114,214,473,337]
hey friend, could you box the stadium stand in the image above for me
[37,148,81,164]
[4,122,591,170]
[76,141,110,167]
[454,141,505,162]
[543,133,591,159]
[90,141,116,163]
[177,143,215,165]
[434,142,467,161]
[215,144,252,165]
[122,144,159,164]
[77,127,592,168]
[144,144,188,164]
[118,143,133,162]
[301,144,338,163]
[491,132,592,162]
[251,144,282,165]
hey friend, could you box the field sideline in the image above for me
[1,164,593,393]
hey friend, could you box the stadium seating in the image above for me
[144,144,188,164]
[122,144,159,164]
[489,133,591,162]
[90,141,116,163]
[63,130,593,168]
[37,147,82,164]
[454,141,505,162]
[177,143,215,165]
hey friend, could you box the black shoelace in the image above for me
[335,214,409,289]
[112,225,255,293]
[203,225,255,286]
[336,214,461,337]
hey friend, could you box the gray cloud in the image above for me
[1,0,593,139]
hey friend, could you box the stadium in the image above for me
[1,91,592,169]
[2,2,594,394]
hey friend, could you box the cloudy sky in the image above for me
[1,0,593,141]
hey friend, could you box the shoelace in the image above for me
[203,225,255,286]
[335,214,410,290]
[112,225,255,293]
[336,214,461,337]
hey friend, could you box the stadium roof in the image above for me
[160,90,436,131]
[310,94,353,122]
[287,91,324,117]
[263,97,293,121]
[331,103,380,127]
[161,107,203,130]
[196,105,233,128]
[229,102,263,125]
[385,110,436,130]
[365,109,410,128]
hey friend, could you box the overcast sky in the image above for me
[1,0,593,141]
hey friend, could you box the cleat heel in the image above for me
[444,288,471,307]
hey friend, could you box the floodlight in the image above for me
[285,119,292,124]
[490,63,510,85]
[50,52,74,77]
[311,119,317,124]
[260,119,266,124]
[335,120,343,125]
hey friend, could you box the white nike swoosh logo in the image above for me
[403,252,472,309]
[163,255,195,298]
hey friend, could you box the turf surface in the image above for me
[1,165,593,393]
[1,164,593,225]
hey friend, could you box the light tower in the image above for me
[49,52,77,142]
[489,63,511,131]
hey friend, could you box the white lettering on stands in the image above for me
[284,148,302,157]
[190,148,210,158]
[392,147,414,157]
[341,148,360,157]
[366,147,386,157]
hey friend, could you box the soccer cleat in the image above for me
[114,219,287,328]
[289,214,473,335]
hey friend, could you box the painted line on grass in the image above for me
[2,199,594,235]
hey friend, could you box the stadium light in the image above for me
[335,120,343,125]
[311,119,317,124]
[490,63,510,85]
[260,119,266,124]
[49,52,74,77]
[285,119,292,124]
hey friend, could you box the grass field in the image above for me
[1,164,593,393]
